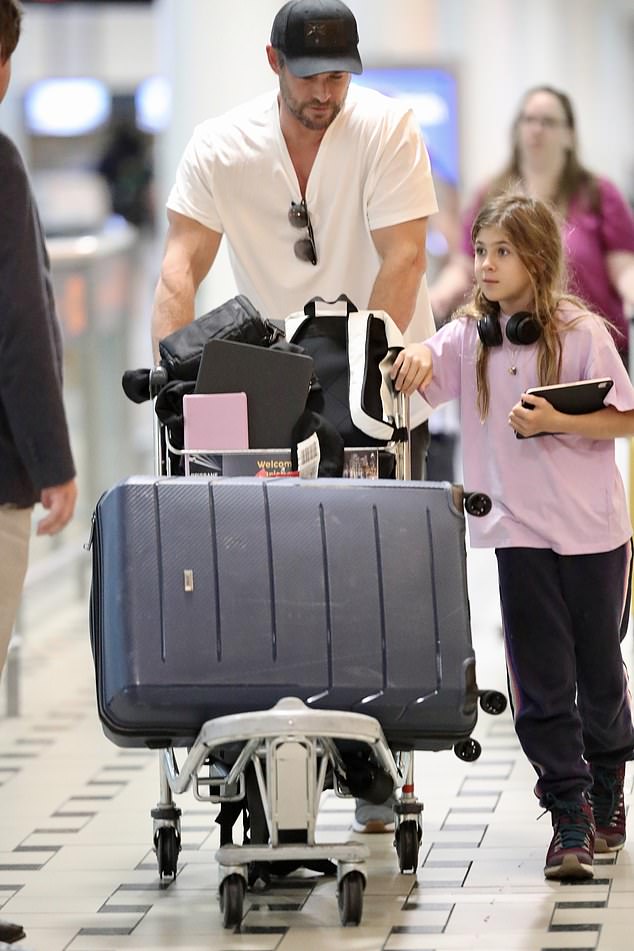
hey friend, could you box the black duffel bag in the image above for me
[158,294,282,381]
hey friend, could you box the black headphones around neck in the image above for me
[477,311,541,348]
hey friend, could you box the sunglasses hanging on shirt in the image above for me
[289,199,318,265]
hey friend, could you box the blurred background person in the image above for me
[97,118,154,231]
[429,85,634,367]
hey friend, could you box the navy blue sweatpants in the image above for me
[496,542,634,805]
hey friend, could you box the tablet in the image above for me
[516,377,613,438]
[195,339,314,449]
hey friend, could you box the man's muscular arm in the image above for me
[151,209,222,360]
[369,218,427,332]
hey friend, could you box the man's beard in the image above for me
[279,74,347,131]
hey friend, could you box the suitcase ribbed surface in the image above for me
[92,477,477,748]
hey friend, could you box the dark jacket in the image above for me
[0,133,75,507]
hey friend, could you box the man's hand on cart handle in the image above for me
[390,344,433,397]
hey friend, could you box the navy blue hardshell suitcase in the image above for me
[90,476,479,750]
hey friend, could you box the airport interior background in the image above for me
[1,0,634,948]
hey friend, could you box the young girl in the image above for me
[392,193,634,881]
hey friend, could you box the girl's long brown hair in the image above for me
[457,193,588,419]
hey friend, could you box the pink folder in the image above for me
[183,392,249,451]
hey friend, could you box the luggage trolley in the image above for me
[90,359,506,930]
[148,365,417,927]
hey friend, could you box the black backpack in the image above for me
[286,295,406,448]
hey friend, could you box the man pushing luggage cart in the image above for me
[90,299,506,927]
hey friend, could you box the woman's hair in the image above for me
[487,85,599,213]
[457,192,588,419]
[0,0,21,64]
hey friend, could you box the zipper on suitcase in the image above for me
[84,510,96,551]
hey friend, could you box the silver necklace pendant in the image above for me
[508,366,517,375]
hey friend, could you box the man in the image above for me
[151,0,438,832]
[0,3,77,940]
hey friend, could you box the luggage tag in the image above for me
[297,432,321,479]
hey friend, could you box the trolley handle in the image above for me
[149,365,169,398]
[150,366,170,476]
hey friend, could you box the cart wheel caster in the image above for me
[479,690,507,715]
[220,874,246,929]
[395,820,421,873]
[454,737,482,762]
[154,826,180,878]
[464,492,492,517]
[338,870,364,926]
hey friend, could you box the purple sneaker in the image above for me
[589,764,626,853]
[544,796,595,880]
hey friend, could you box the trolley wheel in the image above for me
[338,870,364,926]
[454,737,482,762]
[220,874,245,929]
[155,826,180,878]
[479,690,507,715]
[464,492,492,517]
[395,820,420,873]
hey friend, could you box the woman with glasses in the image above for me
[430,86,634,366]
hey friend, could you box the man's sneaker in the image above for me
[0,918,26,944]
[589,763,626,853]
[352,799,395,834]
[351,818,395,834]
[544,796,595,880]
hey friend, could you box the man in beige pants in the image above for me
[0,2,77,943]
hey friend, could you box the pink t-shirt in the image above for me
[460,179,634,355]
[422,303,634,554]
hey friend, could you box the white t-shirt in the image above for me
[167,84,439,426]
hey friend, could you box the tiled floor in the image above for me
[1,548,632,951]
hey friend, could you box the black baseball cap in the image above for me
[270,0,363,77]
